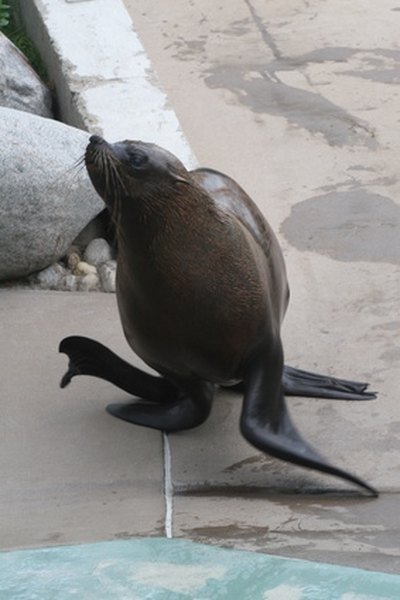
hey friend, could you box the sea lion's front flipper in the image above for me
[107,380,214,432]
[241,346,378,496]
[282,365,376,400]
[59,336,178,403]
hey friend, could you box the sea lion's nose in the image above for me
[89,134,105,146]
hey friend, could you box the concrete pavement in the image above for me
[0,291,165,549]
[1,0,400,589]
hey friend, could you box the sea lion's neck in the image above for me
[116,182,220,266]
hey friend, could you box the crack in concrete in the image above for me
[243,0,283,60]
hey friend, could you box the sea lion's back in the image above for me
[191,168,289,324]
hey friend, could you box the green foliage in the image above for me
[9,29,48,81]
[0,0,48,82]
[0,1,11,28]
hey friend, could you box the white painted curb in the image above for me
[22,0,197,167]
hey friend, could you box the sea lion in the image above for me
[59,135,377,496]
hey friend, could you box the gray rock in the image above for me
[98,260,116,293]
[84,238,114,267]
[0,32,53,118]
[0,107,104,281]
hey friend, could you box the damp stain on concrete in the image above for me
[379,346,400,362]
[342,68,400,84]
[205,65,376,148]
[281,190,400,264]
[267,47,400,72]
[171,13,399,147]
[166,3,395,148]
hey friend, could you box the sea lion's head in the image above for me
[85,135,189,219]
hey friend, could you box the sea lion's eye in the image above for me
[130,153,148,168]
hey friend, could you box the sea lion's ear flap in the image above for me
[168,167,190,184]
[173,174,190,184]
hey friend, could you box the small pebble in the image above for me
[84,238,113,268]
[67,252,81,271]
[62,274,79,292]
[78,272,100,292]
[98,260,116,293]
[33,263,66,289]
[24,238,116,292]
[73,261,97,276]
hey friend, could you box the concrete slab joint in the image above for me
[163,433,174,539]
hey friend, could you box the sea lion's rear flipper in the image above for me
[223,366,376,400]
[107,380,214,432]
[282,365,376,400]
[241,347,378,496]
[59,336,178,403]
[59,336,214,431]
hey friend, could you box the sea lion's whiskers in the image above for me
[107,162,121,232]
[46,154,87,197]
[73,154,86,169]
[102,150,128,196]
[110,167,122,234]
[61,154,86,178]
[97,153,127,236]
[100,154,121,233]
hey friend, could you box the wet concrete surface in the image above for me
[167,388,400,572]
[173,493,400,574]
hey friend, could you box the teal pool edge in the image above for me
[1,537,400,599]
